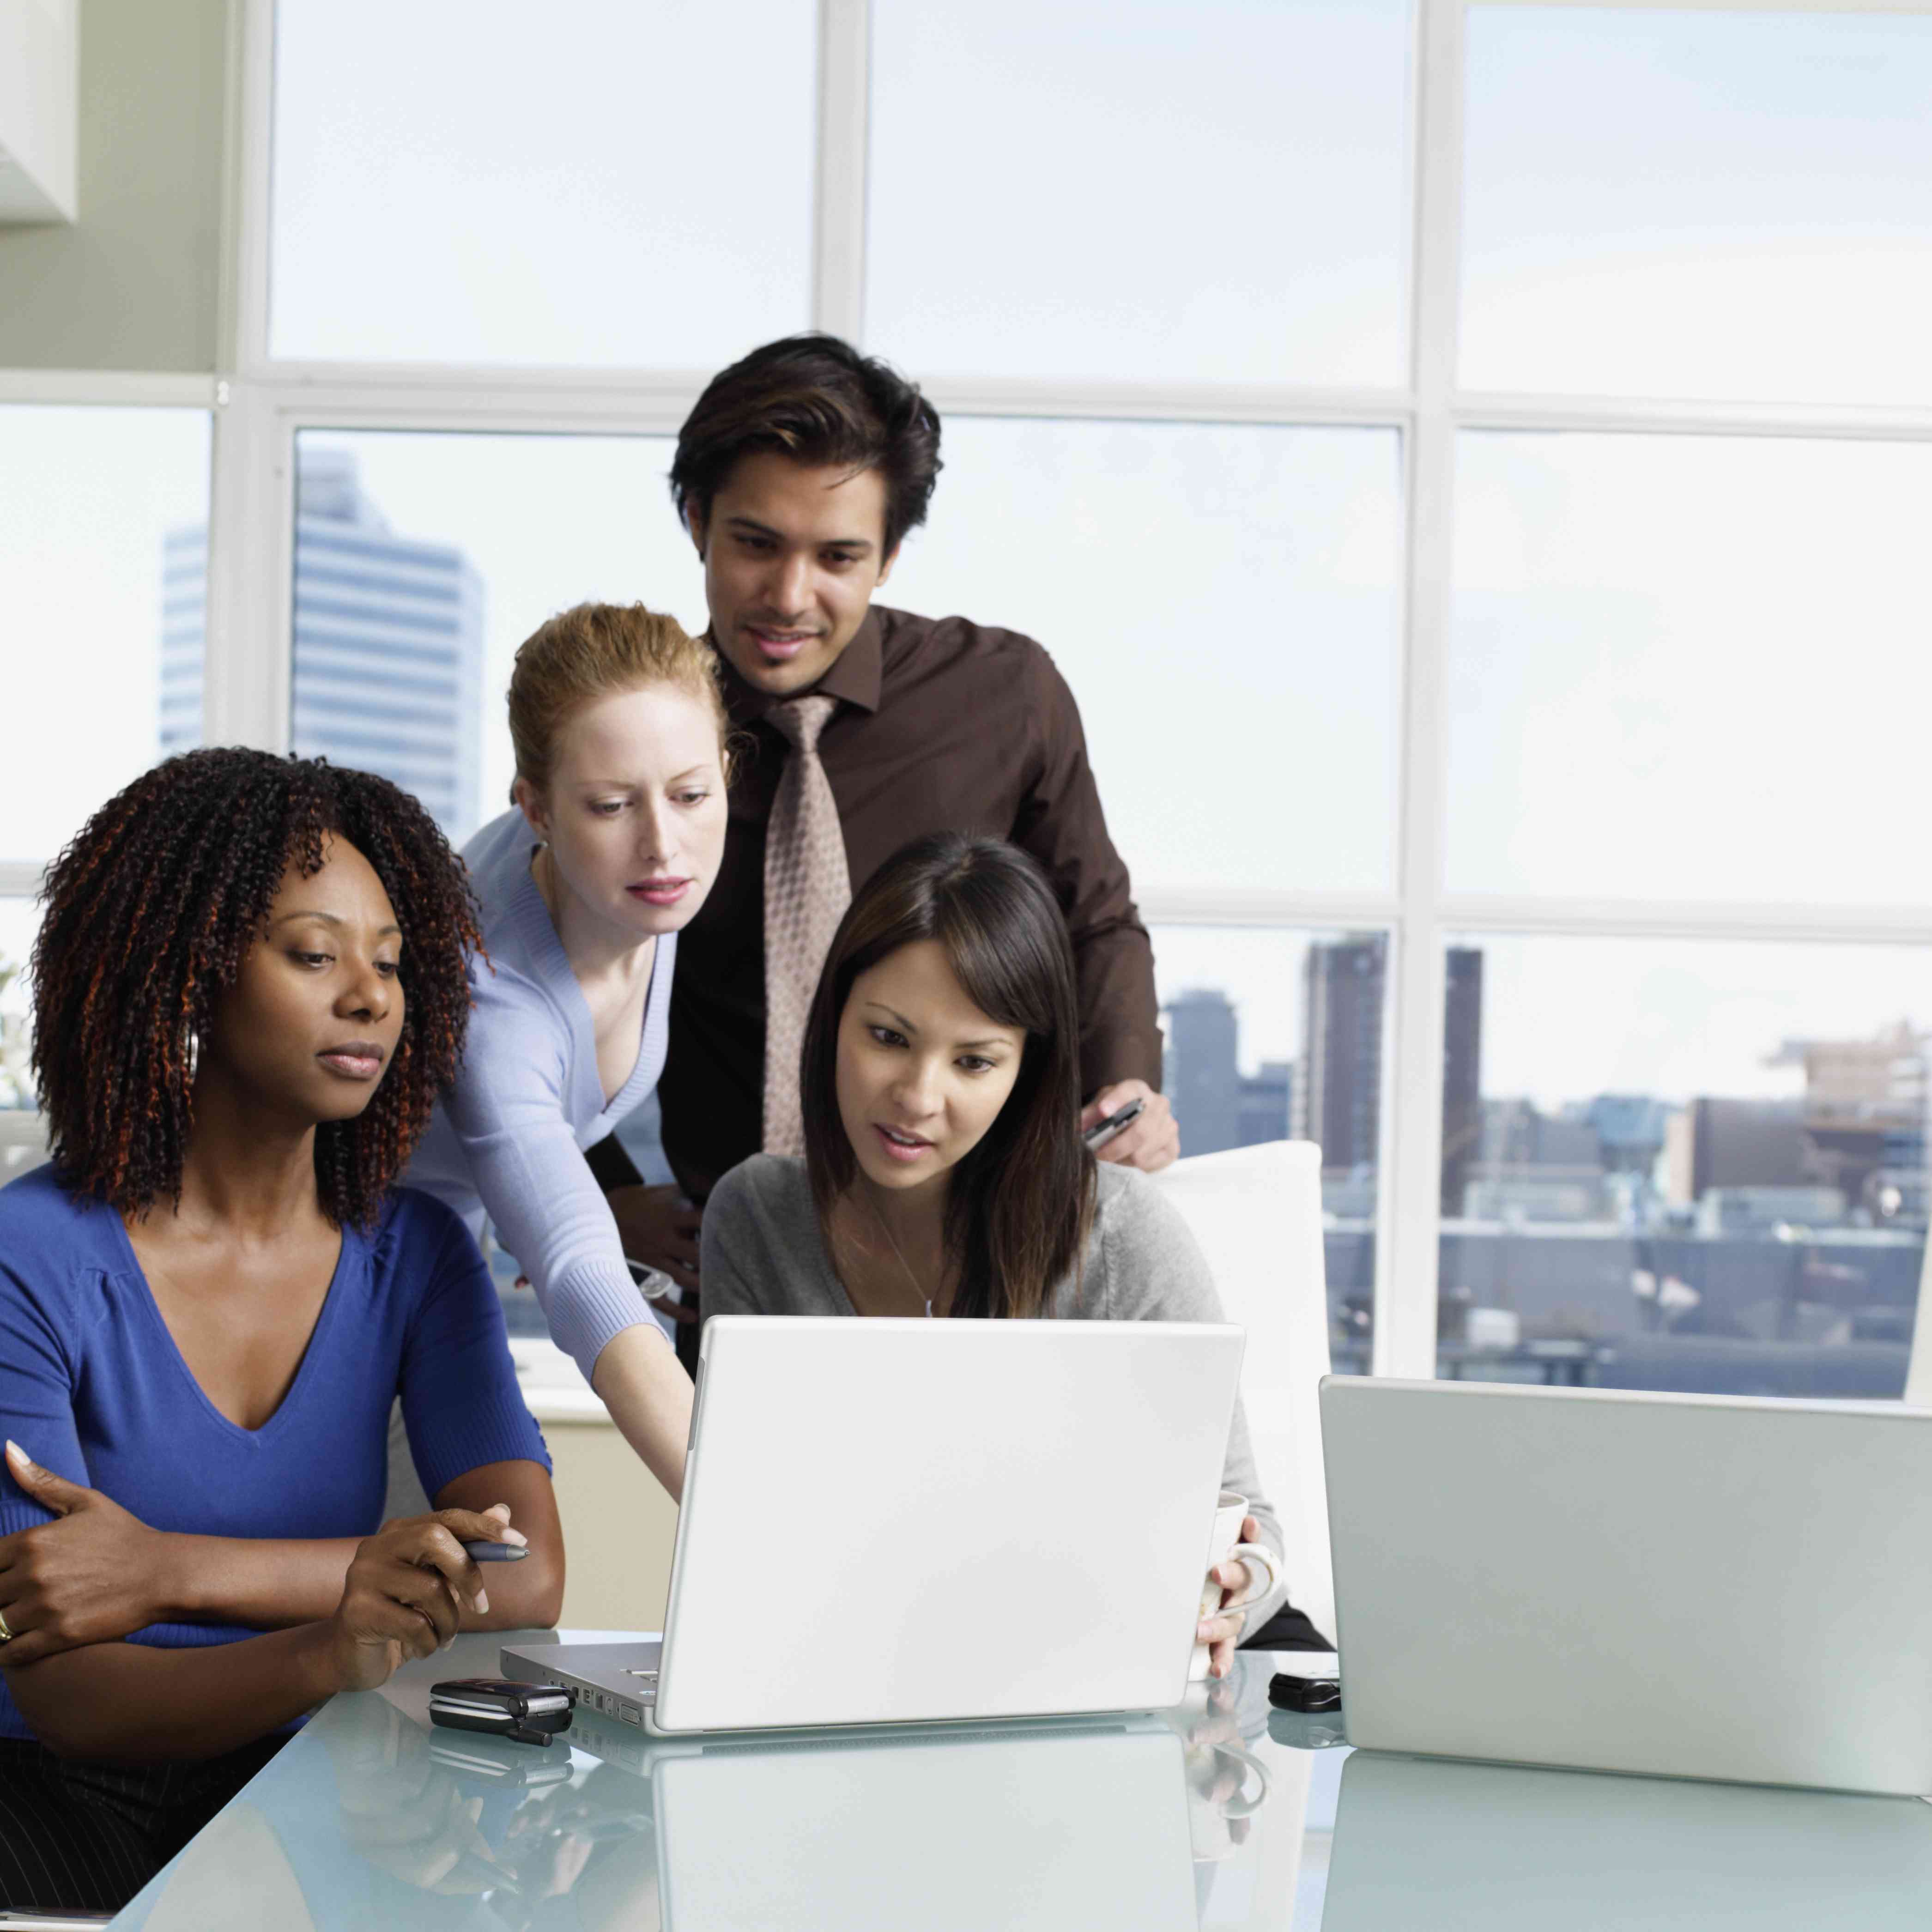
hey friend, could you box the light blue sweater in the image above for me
[406,809,674,1380]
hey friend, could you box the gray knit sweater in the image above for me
[700,1154,1291,1630]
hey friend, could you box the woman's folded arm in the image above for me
[0,1452,560,1662]
[3,1622,347,1763]
[1,1502,539,1762]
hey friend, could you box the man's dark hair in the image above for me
[31,748,482,1227]
[671,333,943,558]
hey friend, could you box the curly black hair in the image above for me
[31,749,482,1227]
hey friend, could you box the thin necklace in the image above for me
[866,1192,939,1319]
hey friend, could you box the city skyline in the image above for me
[1159,935,1931,1229]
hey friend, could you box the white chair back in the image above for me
[1148,1139,1334,1640]
[1906,1236,1932,1407]
[0,1109,50,1186]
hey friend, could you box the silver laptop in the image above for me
[1321,1376,1932,1794]
[564,1703,1198,1930]
[509,1314,1245,1736]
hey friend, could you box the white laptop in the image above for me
[564,1703,1199,1931]
[1320,1376,1932,1795]
[508,1314,1245,1736]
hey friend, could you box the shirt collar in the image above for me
[716,607,884,724]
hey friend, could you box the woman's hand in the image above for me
[607,1183,703,1321]
[1080,1080,1180,1173]
[322,1508,512,1694]
[0,1441,172,1666]
[1196,1514,1266,1681]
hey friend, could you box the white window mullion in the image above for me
[814,0,870,342]
[202,382,293,752]
[925,380,1411,428]
[231,0,277,381]
[200,0,287,754]
[1379,0,1468,1380]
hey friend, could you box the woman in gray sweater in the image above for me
[700,833,1290,1676]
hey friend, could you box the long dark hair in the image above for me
[32,748,481,1227]
[799,833,1095,1318]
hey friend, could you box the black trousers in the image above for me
[0,1735,286,1914]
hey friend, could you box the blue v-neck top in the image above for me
[0,1165,548,1743]
[404,808,676,1381]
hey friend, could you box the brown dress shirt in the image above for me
[658,603,1163,1198]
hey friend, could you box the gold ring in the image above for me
[0,1609,12,1644]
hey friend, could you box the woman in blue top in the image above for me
[0,750,561,1916]
[405,602,731,1499]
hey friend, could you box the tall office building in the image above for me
[1237,1061,1294,1150]
[1162,991,1296,1156]
[1298,934,1386,1175]
[1440,946,1484,1214]
[1164,988,1243,1156]
[160,446,485,839]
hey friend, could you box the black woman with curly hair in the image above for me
[0,750,562,1916]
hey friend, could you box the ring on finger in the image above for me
[0,1608,12,1643]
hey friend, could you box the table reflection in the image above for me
[112,1647,1318,1931]
[1321,1750,1932,1931]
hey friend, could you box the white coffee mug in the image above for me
[1190,1490,1279,1682]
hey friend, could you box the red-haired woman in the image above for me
[404,602,732,1502]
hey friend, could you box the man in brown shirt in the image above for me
[604,334,1176,1309]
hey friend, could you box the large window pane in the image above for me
[0,898,47,1183]
[1446,433,1932,905]
[1153,924,1383,1373]
[1461,6,1932,404]
[868,0,1413,385]
[269,0,815,365]
[272,433,705,844]
[0,406,209,863]
[889,420,1401,896]
[0,897,36,1113]
[1440,935,1930,1401]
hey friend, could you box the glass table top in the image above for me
[106,1630,1932,1929]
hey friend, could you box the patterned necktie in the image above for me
[762,695,851,1156]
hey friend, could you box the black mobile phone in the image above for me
[1083,1096,1146,1150]
[430,1677,575,1747]
[1268,1651,1341,1714]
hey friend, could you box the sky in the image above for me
[0,406,210,861]
[7,1,1932,1123]
[1460,8,1932,405]
[268,0,816,367]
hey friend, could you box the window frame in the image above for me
[8,0,1932,1378]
